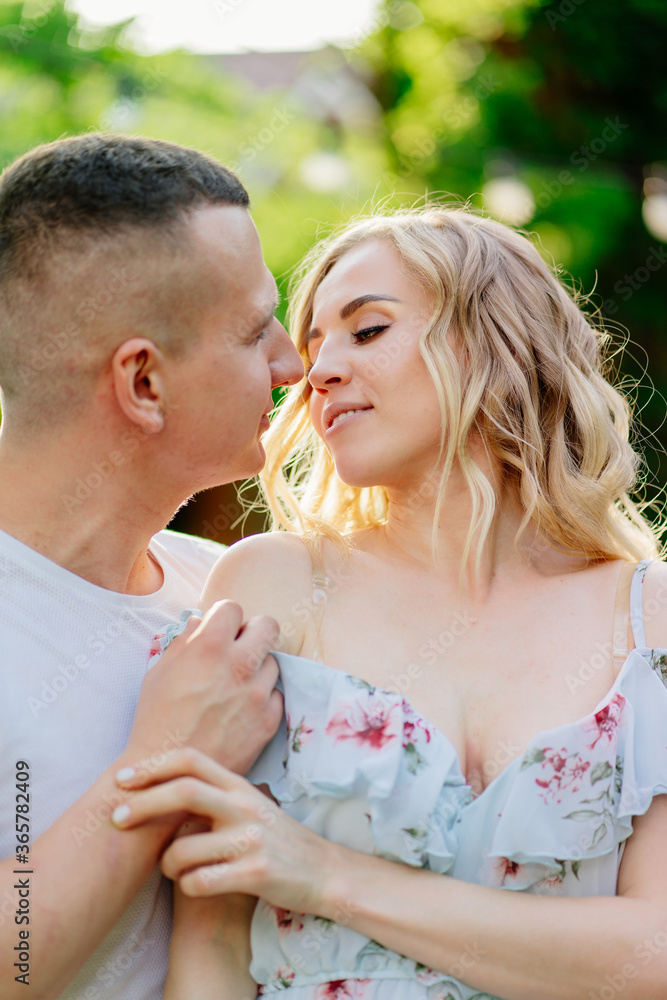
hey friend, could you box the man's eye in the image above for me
[353,324,389,343]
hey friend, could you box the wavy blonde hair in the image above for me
[260,206,663,578]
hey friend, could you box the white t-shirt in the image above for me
[0,527,225,999]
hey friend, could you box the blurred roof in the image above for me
[204,47,381,128]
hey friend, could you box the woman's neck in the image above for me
[371,463,590,606]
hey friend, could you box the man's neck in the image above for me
[0,433,181,595]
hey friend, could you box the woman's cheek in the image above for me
[309,394,326,441]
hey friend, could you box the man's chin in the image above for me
[233,444,266,481]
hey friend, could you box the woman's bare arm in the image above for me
[199,532,317,653]
[315,795,667,1000]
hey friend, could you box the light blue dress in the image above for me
[242,559,667,1000]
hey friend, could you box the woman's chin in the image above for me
[333,464,384,490]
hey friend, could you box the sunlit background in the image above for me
[1,0,666,543]
[69,0,382,53]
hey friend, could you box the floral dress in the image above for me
[242,559,667,1000]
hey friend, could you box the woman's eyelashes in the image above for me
[353,324,390,344]
[306,323,391,373]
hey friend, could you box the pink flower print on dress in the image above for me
[565,756,590,793]
[282,714,314,769]
[415,965,444,984]
[533,747,590,804]
[398,699,434,774]
[149,633,166,660]
[585,693,626,749]
[316,981,371,1000]
[401,699,434,746]
[488,856,524,887]
[273,907,304,935]
[287,715,314,753]
[535,872,565,892]
[542,748,568,776]
[274,965,296,989]
[326,696,399,750]
[485,855,553,890]
[148,610,202,662]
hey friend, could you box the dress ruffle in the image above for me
[484,647,667,886]
[249,649,667,887]
[247,647,667,993]
[247,654,472,870]
[156,613,667,997]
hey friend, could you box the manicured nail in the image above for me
[115,767,136,783]
[112,804,131,826]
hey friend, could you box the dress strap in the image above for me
[612,561,636,675]
[309,544,331,664]
[629,559,652,650]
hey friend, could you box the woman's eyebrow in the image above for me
[339,294,400,320]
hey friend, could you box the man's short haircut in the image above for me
[0,132,249,280]
[0,133,250,425]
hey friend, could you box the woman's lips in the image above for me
[325,407,373,435]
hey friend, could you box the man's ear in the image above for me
[111,338,167,434]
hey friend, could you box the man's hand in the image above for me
[127,601,283,775]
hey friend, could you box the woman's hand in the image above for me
[112,748,339,915]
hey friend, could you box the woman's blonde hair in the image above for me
[260,205,663,578]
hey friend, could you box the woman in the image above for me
[113,207,667,999]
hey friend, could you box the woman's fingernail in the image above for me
[112,804,131,826]
[115,767,136,783]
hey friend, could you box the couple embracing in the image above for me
[1,133,666,1000]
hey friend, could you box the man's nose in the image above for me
[270,321,305,388]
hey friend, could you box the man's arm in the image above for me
[164,890,257,1000]
[1,762,180,999]
[1,601,282,1000]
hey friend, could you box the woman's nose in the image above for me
[307,340,353,391]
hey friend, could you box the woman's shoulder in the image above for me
[200,532,318,652]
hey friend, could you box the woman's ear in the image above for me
[111,338,167,434]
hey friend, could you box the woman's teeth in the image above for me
[331,409,363,428]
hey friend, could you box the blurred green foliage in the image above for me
[363,0,667,512]
[1,0,665,539]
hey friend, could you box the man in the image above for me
[0,133,304,998]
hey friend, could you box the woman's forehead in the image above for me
[312,239,404,316]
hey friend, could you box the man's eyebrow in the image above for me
[307,294,400,345]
